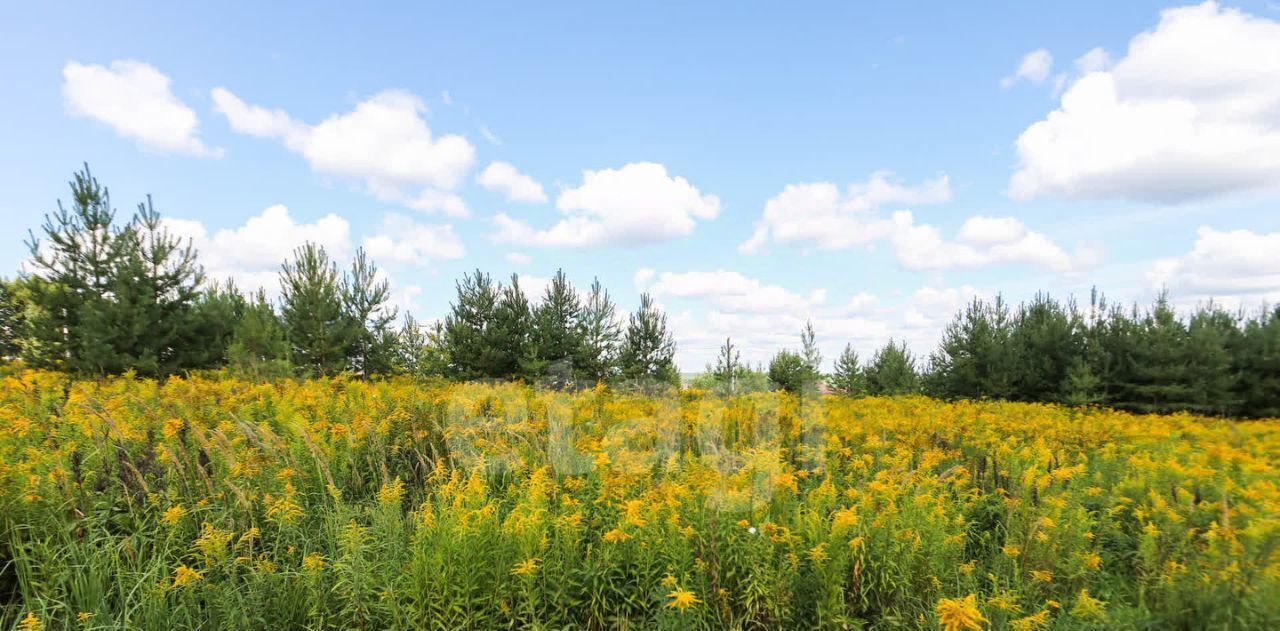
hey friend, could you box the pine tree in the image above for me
[1125,295,1192,413]
[0,278,27,360]
[393,313,449,378]
[1185,305,1238,415]
[578,278,621,384]
[1010,294,1082,402]
[768,349,809,394]
[186,280,246,369]
[828,344,865,396]
[712,337,741,394]
[865,340,919,395]
[800,320,822,376]
[23,165,126,372]
[927,297,1014,400]
[1235,306,1280,418]
[491,274,537,379]
[341,248,397,377]
[443,269,500,380]
[228,288,290,378]
[618,292,678,387]
[279,243,349,376]
[109,196,205,375]
[533,270,583,386]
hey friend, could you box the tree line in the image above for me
[2,166,1278,417]
[0,166,679,386]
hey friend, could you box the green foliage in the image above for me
[828,344,865,396]
[618,293,678,387]
[489,274,537,380]
[0,277,27,360]
[768,349,811,394]
[279,243,348,376]
[22,165,204,376]
[533,270,583,387]
[341,248,398,377]
[443,269,502,380]
[228,289,291,378]
[865,340,919,395]
[577,278,621,384]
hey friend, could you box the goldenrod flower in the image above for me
[936,594,988,631]
[302,553,326,572]
[18,612,42,631]
[510,558,539,576]
[161,505,187,526]
[665,587,701,612]
[602,528,631,543]
[171,564,204,589]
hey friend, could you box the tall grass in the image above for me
[0,370,1277,629]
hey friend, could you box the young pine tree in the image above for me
[577,278,621,384]
[712,337,741,394]
[533,269,583,386]
[490,274,537,379]
[443,269,500,380]
[0,278,27,360]
[279,243,349,376]
[828,344,866,396]
[341,248,397,377]
[768,349,810,394]
[865,340,919,396]
[618,292,678,387]
[228,288,290,378]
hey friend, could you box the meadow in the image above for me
[1,370,1278,630]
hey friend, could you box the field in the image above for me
[1,371,1278,630]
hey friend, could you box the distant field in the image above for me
[1,371,1277,629]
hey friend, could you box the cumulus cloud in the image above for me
[739,172,951,254]
[1149,226,1280,303]
[477,161,547,203]
[504,252,532,266]
[638,270,826,315]
[742,173,1095,274]
[891,213,1102,274]
[1001,49,1054,88]
[63,60,221,157]
[1010,2,1280,203]
[361,213,465,267]
[211,87,476,210]
[163,204,351,292]
[491,162,720,248]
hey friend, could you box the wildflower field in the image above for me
[1,371,1278,630]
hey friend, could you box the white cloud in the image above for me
[742,173,1094,274]
[479,126,502,146]
[63,60,221,157]
[361,213,465,267]
[1001,49,1054,88]
[401,189,469,218]
[477,161,547,203]
[639,269,826,315]
[491,162,720,247]
[739,172,951,254]
[1075,47,1112,74]
[891,213,1101,274]
[164,204,351,292]
[1010,2,1280,202]
[212,88,476,205]
[1149,226,1280,303]
[504,252,532,266]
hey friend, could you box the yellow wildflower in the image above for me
[936,594,988,631]
[603,528,632,543]
[1010,609,1051,631]
[511,558,539,576]
[302,553,326,572]
[171,564,204,589]
[666,587,701,612]
[1070,588,1107,622]
[161,505,187,526]
[18,612,42,631]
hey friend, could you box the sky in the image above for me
[2,1,1279,371]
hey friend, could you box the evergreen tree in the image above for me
[927,297,1014,400]
[1010,294,1081,402]
[618,292,678,386]
[712,337,741,394]
[578,278,621,384]
[228,288,290,378]
[341,248,397,377]
[865,340,919,395]
[0,277,27,360]
[533,269,583,386]
[768,349,810,394]
[1185,305,1238,415]
[800,320,822,375]
[186,280,247,369]
[24,165,203,375]
[393,313,449,378]
[1235,306,1280,418]
[490,274,537,379]
[1125,295,1192,413]
[279,243,349,376]
[828,344,866,396]
[108,197,205,375]
[443,269,500,380]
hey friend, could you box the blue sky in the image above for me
[3,1,1279,369]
